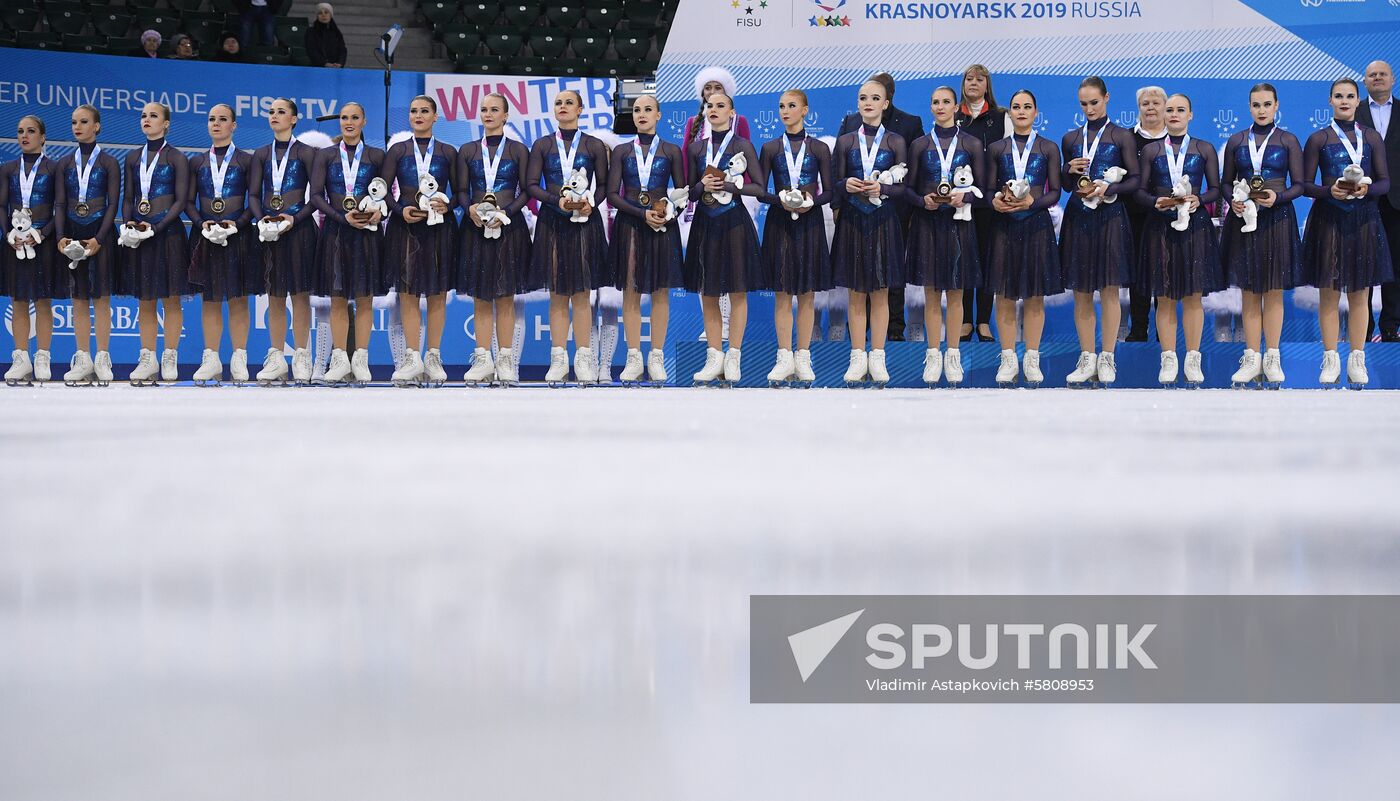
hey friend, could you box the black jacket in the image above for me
[1355,97,1400,208]
[838,104,926,147]
[305,20,348,67]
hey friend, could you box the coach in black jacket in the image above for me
[837,73,926,341]
[1355,60,1400,340]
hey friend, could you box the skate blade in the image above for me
[845,380,867,389]
[256,378,289,387]
[232,380,249,387]
[1265,382,1281,390]
[1348,382,1367,390]
[193,379,222,387]
[996,380,1017,388]
[95,380,111,387]
[4,378,33,387]
[392,379,421,388]
[63,379,94,387]
[1024,381,1041,389]
[1184,382,1201,390]
[871,381,888,389]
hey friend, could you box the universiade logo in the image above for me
[788,609,1157,682]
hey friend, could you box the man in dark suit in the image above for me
[1355,59,1400,341]
[837,73,926,341]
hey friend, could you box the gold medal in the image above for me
[268,194,284,211]
[638,192,652,207]
[75,202,90,217]
[1250,174,1265,192]
[936,181,953,198]
[137,199,152,215]
[211,198,226,214]
[559,185,570,198]
[702,192,717,206]
[1077,174,1092,190]
[342,196,357,212]
[482,191,498,206]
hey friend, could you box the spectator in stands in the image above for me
[213,33,245,63]
[129,30,162,59]
[169,34,198,60]
[306,4,347,69]
[237,0,287,48]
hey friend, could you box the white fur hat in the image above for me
[694,67,738,101]
[295,130,334,149]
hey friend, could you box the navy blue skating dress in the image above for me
[382,136,457,297]
[1059,119,1139,292]
[682,133,764,295]
[55,145,122,299]
[310,142,389,299]
[525,129,610,295]
[456,136,535,300]
[118,139,190,300]
[1134,135,1224,299]
[1218,123,1304,293]
[187,145,261,300]
[903,126,983,291]
[1301,120,1394,292]
[756,131,833,295]
[607,135,685,294]
[250,138,319,297]
[831,125,907,292]
[1,153,64,301]
[984,133,1063,300]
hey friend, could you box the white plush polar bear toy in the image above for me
[709,151,748,207]
[778,187,814,221]
[651,188,693,233]
[6,209,41,260]
[62,238,92,270]
[1231,179,1258,234]
[1169,175,1194,232]
[257,216,291,243]
[357,176,390,223]
[117,220,155,249]
[1080,165,1128,210]
[561,167,593,223]
[418,174,449,226]
[201,220,236,247]
[473,196,511,239]
[951,164,984,222]
[868,162,907,207]
[1339,163,1373,200]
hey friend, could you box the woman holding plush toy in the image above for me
[120,102,191,386]
[249,97,320,386]
[1219,82,1304,389]
[831,79,908,388]
[1,114,63,386]
[606,93,686,387]
[984,89,1062,388]
[1133,93,1222,388]
[187,102,260,387]
[1059,76,1141,389]
[381,94,457,387]
[455,92,533,387]
[903,85,985,388]
[754,89,833,388]
[525,89,611,387]
[1301,77,1392,388]
[683,90,763,387]
[309,100,387,386]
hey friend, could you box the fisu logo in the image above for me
[1298,0,1323,7]
[1311,108,1333,128]
[1032,112,1051,134]
[1116,111,1135,127]
[755,109,782,138]
[1073,112,1087,128]
[666,110,690,139]
[1214,109,1238,143]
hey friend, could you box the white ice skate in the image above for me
[793,349,815,388]
[1158,351,1179,387]
[64,351,95,386]
[1231,349,1261,389]
[1183,350,1204,388]
[545,346,569,387]
[464,348,496,386]
[1347,349,1368,389]
[1261,348,1284,389]
[922,348,943,387]
[944,348,964,386]
[646,348,667,386]
[94,351,113,386]
[574,346,599,386]
[230,348,249,386]
[721,347,742,387]
[620,348,646,386]
[6,350,33,386]
[33,349,50,384]
[496,347,519,386]
[1067,351,1097,388]
[392,350,424,387]
[1318,350,1341,387]
[160,348,179,383]
[193,349,223,386]
[995,349,1019,387]
[693,347,724,386]
[767,349,795,387]
[423,349,447,387]
[1097,351,1116,387]
[319,348,351,386]
[1022,349,1043,388]
[843,349,869,387]
[292,348,312,385]
[257,347,289,386]
[350,348,371,386]
[868,348,889,388]
[129,349,159,386]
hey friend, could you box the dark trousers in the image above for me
[1370,198,1400,339]
[241,5,277,47]
[1126,210,1153,337]
[961,207,993,334]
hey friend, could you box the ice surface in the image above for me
[1,386,1398,800]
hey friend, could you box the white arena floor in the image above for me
[2,386,1398,800]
